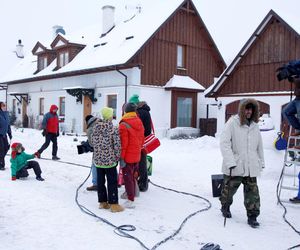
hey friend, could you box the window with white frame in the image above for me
[107,94,117,119]
[39,98,44,115]
[59,97,65,116]
[177,45,186,68]
[59,51,69,67]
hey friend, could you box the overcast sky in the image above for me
[0,0,299,78]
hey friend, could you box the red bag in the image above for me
[142,120,160,154]
[117,167,124,186]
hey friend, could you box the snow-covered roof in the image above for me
[0,0,187,84]
[164,75,205,91]
[205,9,300,97]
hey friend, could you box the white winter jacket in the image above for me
[220,115,265,177]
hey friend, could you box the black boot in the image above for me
[248,216,260,228]
[221,205,232,218]
[52,156,60,161]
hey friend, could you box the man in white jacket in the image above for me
[219,98,264,228]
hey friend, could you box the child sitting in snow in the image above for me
[10,142,45,181]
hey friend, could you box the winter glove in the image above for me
[56,131,60,137]
[119,159,126,168]
[11,176,16,181]
[34,152,41,158]
[42,129,47,137]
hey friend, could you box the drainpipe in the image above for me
[116,69,128,103]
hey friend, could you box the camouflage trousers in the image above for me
[219,175,260,218]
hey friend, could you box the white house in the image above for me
[0,0,225,136]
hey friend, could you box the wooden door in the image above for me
[171,90,197,128]
[83,95,92,132]
[22,99,28,128]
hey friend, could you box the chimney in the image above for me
[52,25,66,38]
[101,5,115,37]
[15,39,24,58]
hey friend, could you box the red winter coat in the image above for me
[42,105,59,134]
[119,112,144,163]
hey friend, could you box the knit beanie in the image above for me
[129,94,140,104]
[85,115,94,123]
[11,142,24,159]
[101,107,114,120]
[124,103,137,113]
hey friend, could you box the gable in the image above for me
[32,42,47,55]
[129,0,225,87]
[50,34,69,49]
[54,39,67,48]
[207,10,300,97]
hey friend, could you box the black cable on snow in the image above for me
[40,157,212,250]
[74,167,150,250]
[148,180,212,250]
[276,165,300,250]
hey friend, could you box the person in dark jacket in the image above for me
[85,115,98,191]
[0,102,12,170]
[283,77,300,139]
[37,105,60,160]
[129,94,151,191]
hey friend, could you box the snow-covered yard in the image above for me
[0,128,299,250]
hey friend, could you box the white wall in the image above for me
[127,85,171,138]
[6,67,172,135]
[0,89,6,104]
[7,68,141,133]
[215,95,292,136]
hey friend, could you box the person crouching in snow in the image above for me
[91,107,124,213]
[10,142,44,181]
[119,103,144,208]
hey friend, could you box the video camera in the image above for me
[77,140,94,154]
[277,60,300,82]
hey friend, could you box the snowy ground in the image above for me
[0,128,299,250]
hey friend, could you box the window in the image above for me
[177,45,186,68]
[59,97,65,116]
[59,51,69,67]
[38,56,47,71]
[39,98,44,115]
[176,97,192,127]
[107,94,117,119]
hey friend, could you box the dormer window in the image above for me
[177,45,186,68]
[59,51,69,67]
[50,34,85,70]
[38,56,48,71]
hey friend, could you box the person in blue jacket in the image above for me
[0,102,12,170]
[289,172,300,203]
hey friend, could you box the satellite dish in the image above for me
[56,28,66,35]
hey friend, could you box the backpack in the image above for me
[274,132,287,150]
